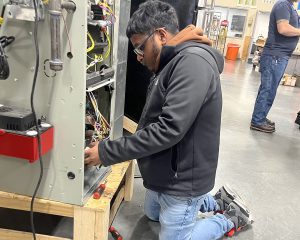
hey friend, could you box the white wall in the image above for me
[252,11,270,40]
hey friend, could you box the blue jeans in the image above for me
[144,189,234,240]
[251,55,289,125]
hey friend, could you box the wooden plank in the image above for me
[73,207,96,240]
[242,35,251,60]
[0,161,131,240]
[124,160,135,201]
[0,228,70,240]
[84,161,129,210]
[95,204,110,240]
[109,186,125,226]
[0,191,74,217]
[123,116,137,133]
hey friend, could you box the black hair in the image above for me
[126,0,179,38]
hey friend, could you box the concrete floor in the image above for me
[0,60,300,239]
[108,60,300,240]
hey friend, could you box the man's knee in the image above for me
[144,211,159,221]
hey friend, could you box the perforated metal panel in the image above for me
[0,0,131,205]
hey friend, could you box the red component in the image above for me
[0,129,6,135]
[0,127,54,163]
[221,20,229,27]
[93,183,106,199]
[109,226,123,240]
[214,210,224,214]
[226,228,235,237]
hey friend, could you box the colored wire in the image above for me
[86,30,111,69]
[87,32,95,53]
[98,2,116,23]
[103,30,111,60]
[99,2,115,18]
[86,54,103,70]
[87,92,111,140]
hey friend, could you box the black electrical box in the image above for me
[0,105,35,131]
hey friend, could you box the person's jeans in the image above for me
[144,189,234,240]
[251,54,289,125]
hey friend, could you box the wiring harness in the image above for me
[86,92,111,142]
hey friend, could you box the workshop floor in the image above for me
[0,60,299,240]
[107,60,300,240]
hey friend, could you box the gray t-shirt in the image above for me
[263,0,299,57]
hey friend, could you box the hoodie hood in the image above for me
[155,25,224,74]
[167,25,212,47]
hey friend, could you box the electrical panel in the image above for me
[0,0,131,205]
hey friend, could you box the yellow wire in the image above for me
[87,92,110,139]
[99,2,114,15]
[103,30,111,60]
[86,54,103,70]
[86,25,111,69]
[0,17,3,25]
[87,32,95,53]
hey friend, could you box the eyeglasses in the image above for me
[133,30,157,56]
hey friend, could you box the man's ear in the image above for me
[157,28,168,45]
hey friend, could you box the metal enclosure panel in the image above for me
[110,0,131,140]
[0,1,87,205]
[0,0,130,205]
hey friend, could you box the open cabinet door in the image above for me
[125,0,199,122]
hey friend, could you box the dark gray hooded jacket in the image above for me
[99,29,224,197]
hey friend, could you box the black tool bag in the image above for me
[295,111,300,125]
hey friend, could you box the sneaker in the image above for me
[214,185,244,212]
[266,118,275,126]
[224,199,254,236]
[250,122,275,133]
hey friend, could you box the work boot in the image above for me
[224,199,254,237]
[295,111,300,125]
[250,122,275,133]
[214,185,243,212]
[266,118,275,126]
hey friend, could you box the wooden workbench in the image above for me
[0,160,135,240]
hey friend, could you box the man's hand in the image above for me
[84,142,102,167]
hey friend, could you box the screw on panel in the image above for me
[41,115,47,122]
[67,52,73,59]
[67,172,75,180]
